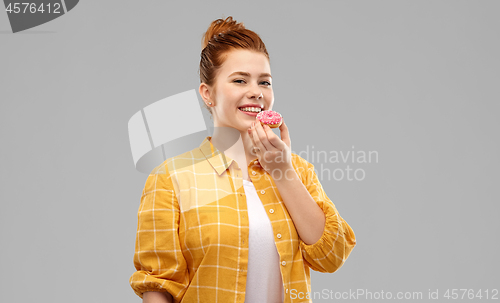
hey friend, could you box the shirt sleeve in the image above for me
[293,155,357,273]
[129,164,189,300]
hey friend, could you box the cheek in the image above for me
[221,85,241,100]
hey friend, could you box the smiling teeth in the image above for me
[240,107,261,112]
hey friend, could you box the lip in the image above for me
[239,109,259,116]
[238,104,264,117]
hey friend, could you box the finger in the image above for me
[251,122,266,153]
[258,121,281,150]
[264,124,286,150]
[279,120,292,148]
[248,126,262,158]
[253,121,272,151]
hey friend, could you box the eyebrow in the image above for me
[228,71,272,79]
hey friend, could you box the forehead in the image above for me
[220,49,271,75]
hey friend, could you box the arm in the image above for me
[283,155,357,273]
[143,291,173,303]
[272,165,326,245]
[129,164,189,301]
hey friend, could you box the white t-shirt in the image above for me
[243,179,285,303]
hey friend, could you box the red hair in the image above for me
[199,16,270,114]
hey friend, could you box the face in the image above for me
[200,49,274,132]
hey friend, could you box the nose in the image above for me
[247,83,263,99]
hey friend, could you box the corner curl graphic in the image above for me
[128,89,241,175]
[3,0,79,33]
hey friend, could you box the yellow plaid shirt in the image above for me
[129,136,356,303]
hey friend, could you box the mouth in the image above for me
[238,107,262,116]
[238,106,263,113]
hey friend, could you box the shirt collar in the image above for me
[199,136,236,176]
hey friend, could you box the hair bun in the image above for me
[202,16,245,49]
[199,16,269,101]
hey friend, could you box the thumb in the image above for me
[279,120,291,148]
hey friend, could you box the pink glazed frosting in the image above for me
[256,110,282,127]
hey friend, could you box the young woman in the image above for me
[130,16,356,303]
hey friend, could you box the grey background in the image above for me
[1,1,499,302]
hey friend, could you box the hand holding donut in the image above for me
[248,110,292,177]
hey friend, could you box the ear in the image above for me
[199,83,211,103]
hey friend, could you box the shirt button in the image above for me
[260,190,265,194]
[252,171,257,175]
[269,209,274,214]
[281,261,286,266]
[277,233,282,239]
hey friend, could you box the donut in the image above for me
[256,110,282,128]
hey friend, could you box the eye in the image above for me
[233,79,246,84]
[261,81,271,86]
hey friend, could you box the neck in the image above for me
[210,126,256,169]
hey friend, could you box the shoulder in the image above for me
[150,145,204,175]
[143,145,204,195]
